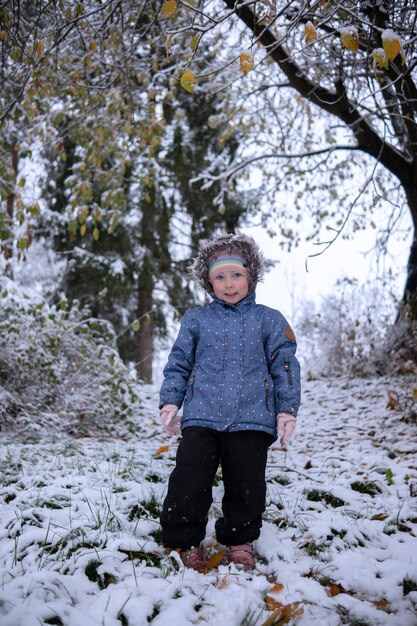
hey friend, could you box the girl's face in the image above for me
[211,270,249,304]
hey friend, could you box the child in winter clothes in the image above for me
[159,233,301,572]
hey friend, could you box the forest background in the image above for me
[1,0,417,437]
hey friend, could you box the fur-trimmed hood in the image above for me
[190,233,264,295]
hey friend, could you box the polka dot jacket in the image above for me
[159,291,301,439]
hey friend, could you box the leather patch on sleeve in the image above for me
[284,325,296,342]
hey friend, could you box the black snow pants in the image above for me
[160,427,273,550]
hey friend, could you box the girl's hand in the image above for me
[277,413,296,446]
[160,404,181,436]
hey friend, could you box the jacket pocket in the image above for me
[264,378,270,412]
[284,360,293,385]
[185,375,195,405]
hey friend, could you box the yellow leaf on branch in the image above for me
[372,48,389,71]
[190,34,200,51]
[162,0,177,19]
[305,21,317,44]
[340,26,359,52]
[180,69,196,93]
[239,51,254,74]
[382,29,402,61]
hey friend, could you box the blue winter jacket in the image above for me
[159,291,301,439]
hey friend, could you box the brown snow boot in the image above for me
[180,546,209,573]
[227,542,255,570]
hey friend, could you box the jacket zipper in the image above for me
[264,378,270,411]
[284,360,293,385]
[186,375,195,404]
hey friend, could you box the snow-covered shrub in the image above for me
[0,278,141,439]
[297,277,397,379]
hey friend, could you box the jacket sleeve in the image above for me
[264,312,301,416]
[159,310,198,409]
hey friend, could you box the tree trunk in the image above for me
[4,142,19,278]
[135,253,154,383]
[399,170,417,320]
[401,235,417,319]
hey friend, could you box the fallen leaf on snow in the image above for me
[155,445,170,456]
[386,391,401,410]
[326,584,342,596]
[207,550,225,569]
[262,601,304,625]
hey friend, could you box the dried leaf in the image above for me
[239,52,254,74]
[386,390,401,410]
[265,595,281,611]
[180,69,196,93]
[216,574,229,589]
[262,602,304,626]
[372,48,389,70]
[412,388,417,400]
[374,598,389,609]
[162,0,177,18]
[305,21,317,44]
[207,550,225,569]
[0,31,8,42]
[93,227,100,241]
[340,27,359,52]
[17,237,28,252]
[265,583,284,610]
[326,584,342,596]
[190,34,200,51]
[155,445,170,456]
[265,583,284,611]
[165,33,173,56]
[382,29,401,61]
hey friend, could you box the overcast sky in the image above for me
[245,219,412,322]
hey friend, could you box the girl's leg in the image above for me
[160,427,220,550]
[215,430,272,546]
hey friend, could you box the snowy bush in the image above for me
[297,277,399,379]
[0,278,141,439]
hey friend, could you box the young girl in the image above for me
[159,233,301,572]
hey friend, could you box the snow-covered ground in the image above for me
[1,376,416,626]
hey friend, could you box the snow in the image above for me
[1,376,417,625]
[339,25,359,37]
[382,29,401,43]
